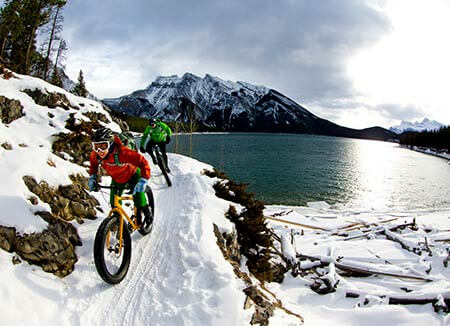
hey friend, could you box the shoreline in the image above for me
[401,144,450,162]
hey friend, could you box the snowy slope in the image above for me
[0,71,251,325]
[0,72,120,233]
[0,154,251,325]
[389,118,445,134]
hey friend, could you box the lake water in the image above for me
[167,133,450,211]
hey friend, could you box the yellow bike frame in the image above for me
[106,194,140,251]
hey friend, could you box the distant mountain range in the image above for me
[389,118,446,134]
[103,73,396,141]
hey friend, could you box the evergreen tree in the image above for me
[41,0,66,80]
[72,70,89,97]
[49,39,67,87]
[0,0,24,67]
[399,126,450,151]
[0,0,64,74]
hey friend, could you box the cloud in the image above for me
[63,0,392,104]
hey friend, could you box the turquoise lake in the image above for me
[167,133,450,211]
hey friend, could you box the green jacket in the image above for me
[140,121,172,148]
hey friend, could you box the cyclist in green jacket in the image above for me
[140,118,172,172]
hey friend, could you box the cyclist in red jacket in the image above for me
[88,127,152,227]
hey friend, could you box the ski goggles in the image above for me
[92,141,110,152]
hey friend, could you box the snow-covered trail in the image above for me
[61,154,248,326]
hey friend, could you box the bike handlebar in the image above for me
[93,183,133,194]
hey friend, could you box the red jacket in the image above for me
[89,135,150,184]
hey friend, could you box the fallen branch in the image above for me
[334,260,433,282]
[295,253,433,282]
[265,216,330,231]
[339,217,399,232]
[382,228,431,256]
[345,292,449,312]
[342,220,417,241]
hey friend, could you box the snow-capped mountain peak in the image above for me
[389,118,445,134]
[102,72,313,132]
[102,72,396,140]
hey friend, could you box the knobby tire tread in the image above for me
[156,151,171,187]
[94,215,132,284]
[138,186,155,235]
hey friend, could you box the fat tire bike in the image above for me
[152,144,171,187]
[93,184,155,284]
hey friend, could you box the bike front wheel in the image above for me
[156,152,172,187]
[138,185,155,236]
[94,214,132,284]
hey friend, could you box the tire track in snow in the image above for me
[62,155,241,325]
[88,177,179,326]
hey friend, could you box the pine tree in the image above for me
[49,39,67,87]
[72,70,89,97]
[0,0,64,74]
[41,0,66,80]
[0,0,24,67]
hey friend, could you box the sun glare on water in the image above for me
[350,140,401,210]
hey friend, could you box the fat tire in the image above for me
[138,186,155,235]
[94,215,132,284]
[156,152,172,187]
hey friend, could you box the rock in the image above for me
[12,255,21,265]
[28,196,38,205]
[0,95,24,124]
[0,226,16,252]
[22,89,75,111]
[83,111,110,124]
[1,142,12,150]
[23,175,99,223]
[11,216,81,277]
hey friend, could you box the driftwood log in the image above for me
[296,254,433,282]
[342,220,417,241]
[346,292,449,313]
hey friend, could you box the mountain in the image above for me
[389,118,445,134]
[103,73,396,141]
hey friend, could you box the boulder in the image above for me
[22,89,75,110]
[0,95,24,124]
[23,174,99,222]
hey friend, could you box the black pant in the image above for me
[145,140,168,165]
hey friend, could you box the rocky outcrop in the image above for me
[0,217,81,277]
[204,169,286,283]
[22,88,76,110]
[208,168,306,324]
[4,173,100,277]
[0,85,131,278]
[214,224,303,325]
[0,95,24,124]
[23,174,98,223]
[52,111,105,165]
[0,226,16,252]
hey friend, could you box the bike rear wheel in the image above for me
[94,214,132,284]
[138,185,155,235]
[156,151,172,187]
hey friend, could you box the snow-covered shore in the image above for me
[402,145,450,162]
[264,203,450,325]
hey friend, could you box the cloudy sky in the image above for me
[61,0,450,129]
